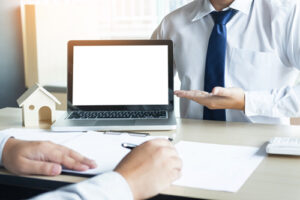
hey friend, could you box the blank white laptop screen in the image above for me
[72,45,169,106]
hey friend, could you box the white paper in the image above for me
[62,132,167,175]
[0,129,166,175]
[0,128,82,144]
[174,141,265,192]
[0,129,265,192]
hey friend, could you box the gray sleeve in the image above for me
[30,172,133,200]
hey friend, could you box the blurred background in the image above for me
[0,0,192,110]
[0,0,299,124]
[0,0,26,108]
[20,0,192,89]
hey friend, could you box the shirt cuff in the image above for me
[0,134,13,166]
[87,171,134,200]
[245,90,274,117]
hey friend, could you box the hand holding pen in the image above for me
[115,138,182,200]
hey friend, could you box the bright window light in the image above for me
[21,0,192,87]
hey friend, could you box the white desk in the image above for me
[1,107,300,200]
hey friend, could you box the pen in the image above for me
[122,137,173,150]
[122,143,138,150]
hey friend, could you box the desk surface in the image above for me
[1,107,300,200]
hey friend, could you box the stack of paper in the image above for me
[0,129,265,192]
[1,129,165,174]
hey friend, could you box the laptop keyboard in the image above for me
[67,111,168,120]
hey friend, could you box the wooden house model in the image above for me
[17,84,61,127]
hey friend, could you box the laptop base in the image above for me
[51,111,177,132]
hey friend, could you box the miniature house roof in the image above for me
[17,83,61,107]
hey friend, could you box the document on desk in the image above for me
[173,141,265,192]
[0,129,265,192]
[0,128,166,175]
[0,128,81,144]
[61,131,164,175]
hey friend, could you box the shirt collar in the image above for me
[191,0,253,22]
[191,0,215,22]
[230,0,253,16]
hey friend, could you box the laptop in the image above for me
[51,40,177,131]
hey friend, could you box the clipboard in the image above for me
[1,128,171,176]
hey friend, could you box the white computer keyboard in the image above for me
[266,137,300,156]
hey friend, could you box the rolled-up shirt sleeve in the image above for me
[245,85,300,118]
[31,171,133,200]
[245,2,300,120]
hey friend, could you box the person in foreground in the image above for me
[0,134,182,200]
[152,0,300,124]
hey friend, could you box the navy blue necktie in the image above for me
[203,9,237,121]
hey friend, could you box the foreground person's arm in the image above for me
[31,171,133,200]
[31,139,182,200]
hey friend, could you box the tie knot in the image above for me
[211,9,237,25]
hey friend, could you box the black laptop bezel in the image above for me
[67,40,174,112]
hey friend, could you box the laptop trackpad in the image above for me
[95,120,135,126]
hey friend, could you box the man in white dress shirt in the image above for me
[0,133,182,200]
[152,0,300,125]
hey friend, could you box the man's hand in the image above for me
[174,87,245,111]
[2,138,97,176]
[115,139,182,200]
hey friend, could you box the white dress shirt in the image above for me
[152,0,300,125]
[0,134,133,200]
[31,172,133,200]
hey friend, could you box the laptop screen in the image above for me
[72,44,169,106]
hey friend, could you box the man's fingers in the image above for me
[21,158,62,176]
[176,88,231,98]
[175,90,206,101]
[174,90,190,98]
[51,143,97,169]
[63,147,97,169]
[170,156,183,171]
[45,149,92,171]
[175,88,245,110]
[174,90,194,99]
[168,157,183,182]
[175,90,212,107]
[61,156,90,171]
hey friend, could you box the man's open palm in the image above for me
[174,87,245,111]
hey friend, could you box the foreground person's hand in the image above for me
[2,138,97,176]
[115,139,182,200]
